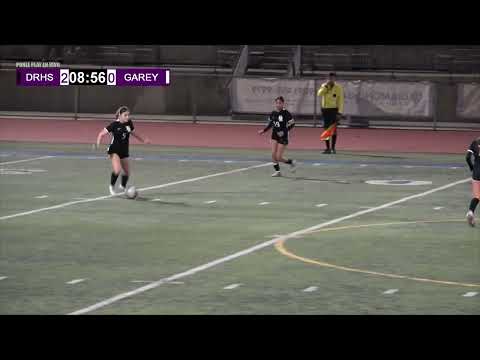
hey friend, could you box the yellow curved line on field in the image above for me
[275,219,480,288]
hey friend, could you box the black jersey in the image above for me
[106,120,135,148]
[467,139,480,180]
[263,109,295,137]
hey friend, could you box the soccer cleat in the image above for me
[332,149,336,154]
[271,171,282,177]
[119,185,126,193]
[289,160,297,173]
[467,211,475,227]
[109,185,116,195]
[323,149,332,154]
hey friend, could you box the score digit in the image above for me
[107,69,116,86]
[60,69,69,86]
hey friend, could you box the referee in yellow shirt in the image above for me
[317,72,344,154]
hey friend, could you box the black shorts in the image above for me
[322,108,338,129]
[272,131,289,145]
[107,145,129,159]
[473,169,480,181]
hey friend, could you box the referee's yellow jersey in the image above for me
[317,82,344,114]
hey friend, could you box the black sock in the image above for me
[121,175,129,188]
[325,140,330,150]
[332,134,337,150]
[110,173,119,186]
[469,198,479,213]
[274,163,280,171]
[285,159,293,165]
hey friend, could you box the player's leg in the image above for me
[271,140,281,177]
[119,157,130,191]
[109,154,122,195]
[276,143,296,173]
[467,179,480,226]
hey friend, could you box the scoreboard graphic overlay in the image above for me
[16,67,170,87]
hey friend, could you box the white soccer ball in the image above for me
[126,186,138,199]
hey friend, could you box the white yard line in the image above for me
[0,155,54,166]
[462,292,478,297]
[0,162,272,221]
[315,204,328,208]
[223,283,242,290]
[66,279,87,285]
[131,280,184,284]
[0,276,8,281]
[258,202,270,206]
[68,176,470,315]
[303,286,318,292]
[383,289,399,295]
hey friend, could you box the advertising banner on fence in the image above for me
[457,84,480,119]
[231,78,433,117]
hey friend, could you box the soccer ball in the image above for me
[126,186,138,199]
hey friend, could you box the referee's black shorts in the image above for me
[321,108,338,129]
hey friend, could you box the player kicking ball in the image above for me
[258,96,296,177]
[94,106,150,195]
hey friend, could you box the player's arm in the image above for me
[466,149,474,172]
[287,112,295,130]
[131,132,150,144]
[95,128,109,149]
[258,115,274,134]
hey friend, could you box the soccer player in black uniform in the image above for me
[95,106,150,195]
[258,96,296,177]
[466,137,480,226]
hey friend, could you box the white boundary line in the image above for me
[0,155,54,166]
[223,283,241,290]
[66,279,87,285]
[0,162,271,221]
[383,289,399,295]
[68,177,470,315]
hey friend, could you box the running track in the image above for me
[0,118,478,154]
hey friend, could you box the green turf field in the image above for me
[0,142,479,314]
